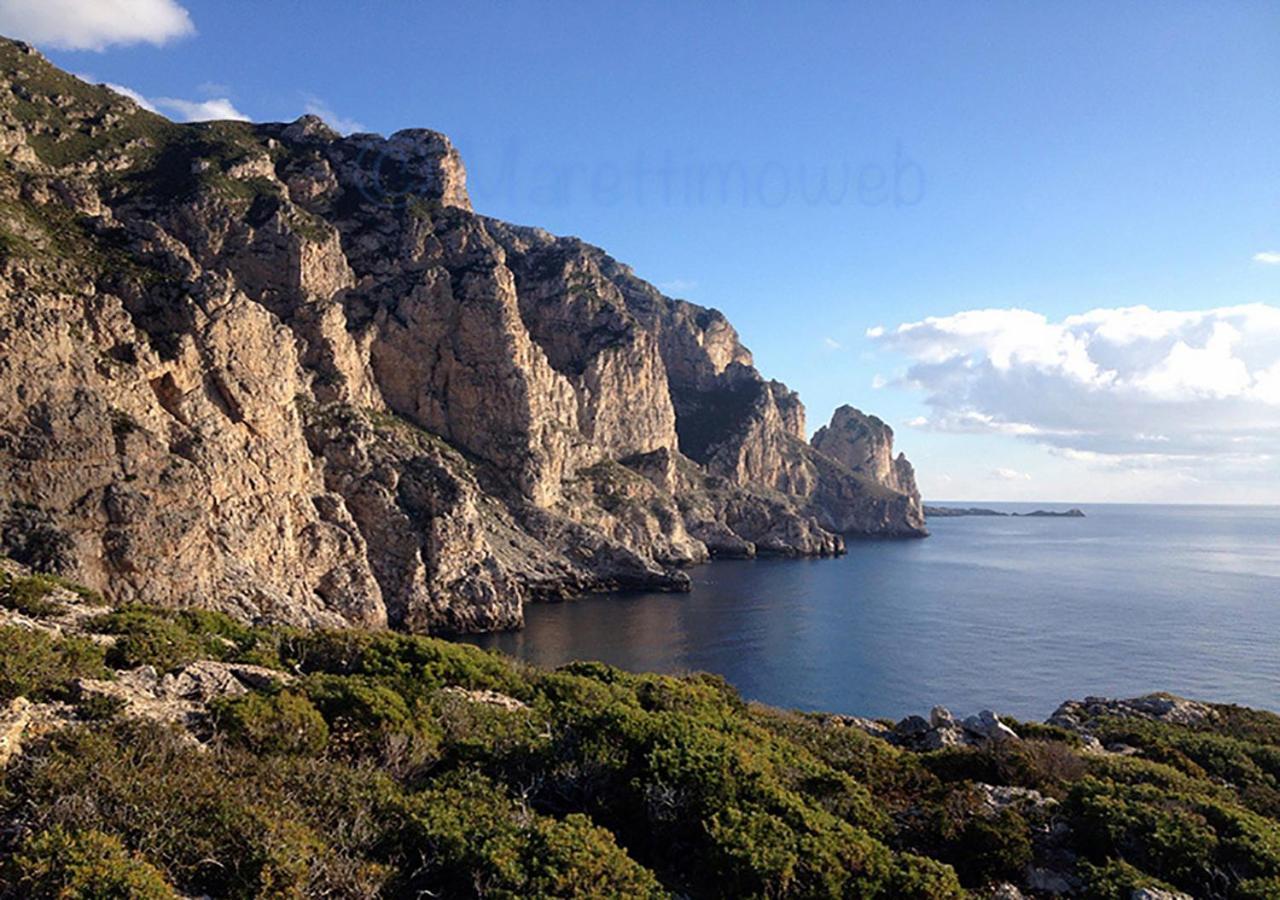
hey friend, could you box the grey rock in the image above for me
[963,709,1020,741]
[894,715,932,738]
[1048,693,1216,738]
[930,705,956,728]
[1026,867,1075,895]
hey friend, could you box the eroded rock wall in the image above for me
[0,38,924,632]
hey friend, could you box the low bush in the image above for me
[403,771,665,898]
[210,690,329,756]
[89,606,283,672]
[0,572,65,617]
[6,826,176,899]
[0,626,108,703]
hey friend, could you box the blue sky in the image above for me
[9,0,1280,502]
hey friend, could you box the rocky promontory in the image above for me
[0,39,926,633]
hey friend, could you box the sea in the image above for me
[464,504,1280,721]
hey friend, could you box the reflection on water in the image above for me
[463,504,1280,719]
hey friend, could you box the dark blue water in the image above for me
[465,504,1280,720]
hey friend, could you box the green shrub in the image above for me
[7,826,176,899]
[104,619,208,671]
[0,571,66,617]
[75,691,127,722]
[303,673,439,773]
[283,629,528,701]
[953,808,1033,885]
[1065,777,1280,895]
[908,784,1034,888]
[1238,875,1280,898]
[925,736,1087,797]
[88,606,285,673]
[404,771,665,898]
[1076,858,1181,899]
[885,852,966,899]
[0,626,108,703]
[0,720,384,898]
[4,595,1280,898]
[211,690,329,756]
[1088,715,1280,818]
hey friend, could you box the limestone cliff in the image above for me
[810,406,926,535]
[0,38,923,633]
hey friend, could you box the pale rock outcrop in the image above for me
[0,696,33,767]
[76,661,290,731]
[438,686,528,712]
[304,404,528,632]
[1130,889,1193,900]
[1048,693,1217,734]
[813,405,919,496]
[890,706,1020,751]
[0,696,82,767]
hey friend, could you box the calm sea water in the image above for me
[464,504,1280,721]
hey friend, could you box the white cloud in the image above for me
[0,0,194,51]
[101,81,247,123]
[153,96,247,122]
[103,82,156,112]
[303,96,365,136]
[870,303,1280,485]
[1254,251,1280,265]
[992,467,1031,481]
[823,337,842,351]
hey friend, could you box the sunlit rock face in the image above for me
[0,38,924,632]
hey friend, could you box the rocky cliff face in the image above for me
[810,405,926,535]
[0,39,924,633]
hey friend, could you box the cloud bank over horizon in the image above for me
[870,304,1280,492]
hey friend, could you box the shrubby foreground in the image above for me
[1,567,1279,899]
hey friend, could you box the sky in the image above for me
[3,0,1279,503]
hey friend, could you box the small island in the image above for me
[925,506,1085,518]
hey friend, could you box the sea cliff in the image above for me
[0,38,924,634]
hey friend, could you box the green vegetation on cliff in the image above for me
[1,575,1279,898]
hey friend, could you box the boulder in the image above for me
[889,706,1019,751]
[964,709,1020,742]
